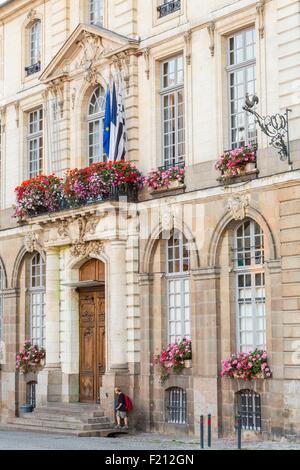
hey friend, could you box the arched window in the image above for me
[29,253,46,347]
[165,387,187,424]
[234,220,265,352]
[89,0,104,27]
[88,86,106,165]
[26,20,41,76]
[236,389,261,431]
[0,262,4,345]
[167,231,190,343]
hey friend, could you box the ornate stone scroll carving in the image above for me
[184,30,192,65]
[48,78,66,118]
[227,194,250,221]
[0,106,6,132]
[70,240,104,258]
[143,48,150,79]
[256,0,266,39]
[207,22,215,57]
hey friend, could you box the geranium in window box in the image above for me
[215,145,257,180]
[145,166,185,193]
[16,340,46,376]
[152,338,192,383]
[221,349,272,381]
[14,175,63,219]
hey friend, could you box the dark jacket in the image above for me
[116,393,126,412]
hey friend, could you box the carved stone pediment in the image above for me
[40,24,139,84]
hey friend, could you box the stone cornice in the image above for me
[191,267,221,280]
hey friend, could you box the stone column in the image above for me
[108,240,128,370]
[1,288,20,418]
[138,273,154,431]
[191,267,220,438]
[37,248,62,404]
[100,240,128,419]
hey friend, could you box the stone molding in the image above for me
[191,267,221,280]
[266,259,282,273]
[227,194,250,221]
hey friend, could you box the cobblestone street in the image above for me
[0,429,299,450]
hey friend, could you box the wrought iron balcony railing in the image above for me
[157,0,181,18]
[25,61,41,77]
[158,160,185,171]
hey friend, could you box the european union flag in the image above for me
[103,86,111,157]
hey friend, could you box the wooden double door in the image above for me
[79,288,105,403]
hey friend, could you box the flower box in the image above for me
[184,359,192,369]
[215,146,257,182]
[221,349,272,381]
[152,338,192,383]
[16,341,46,375]
[145,166,185,195]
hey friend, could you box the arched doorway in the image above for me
[79,259,105,403]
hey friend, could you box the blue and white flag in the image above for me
[109,81,117,161]
[103,86,111,157]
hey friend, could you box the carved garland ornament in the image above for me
[227,194,250,221]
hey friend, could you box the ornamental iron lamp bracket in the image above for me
[243,94,292,167]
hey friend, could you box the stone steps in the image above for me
[0,423,128,438]
[3,402,128,438]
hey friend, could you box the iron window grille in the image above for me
[157,1,181,18]
[166,387,187,424]
[236,389,261,431]
[27,381,37,409]
[25,61,41,77]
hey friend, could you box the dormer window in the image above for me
[89,0,104,27]
[157,0,181,18]
[25,20,41,77]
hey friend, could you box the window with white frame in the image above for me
[166,387,187,424]
[26,20,41,76]
[227,28,256,149]
[161,56,185,168]
[234,220,265,352]
[28,108,43,178]
[88,86,106,165]
[158,1,181,18]
[29,253,46,347]
[0,263,4,345]
[167,231,190,343]
[89,0,104,27]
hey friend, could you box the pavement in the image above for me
[0,429,300,450]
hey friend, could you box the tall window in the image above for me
[167,231,190,343]
[0,263,4,345]
[166,387,187,424]
[161,56,185,168]
[227,28,256,148]
[88,86,106,165]
[236,390,261,431]
[89,0,104,26]
[26,20,41,76]
[29,253,46,347]
[28,108,43,177]
[234,220,265,352]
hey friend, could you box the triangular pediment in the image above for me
[40,23,140,83]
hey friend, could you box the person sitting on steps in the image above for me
[114,387,128,430]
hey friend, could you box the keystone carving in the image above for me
[24,232,40,253]
[227,194,250,221]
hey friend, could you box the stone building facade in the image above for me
[0,0,300,441]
